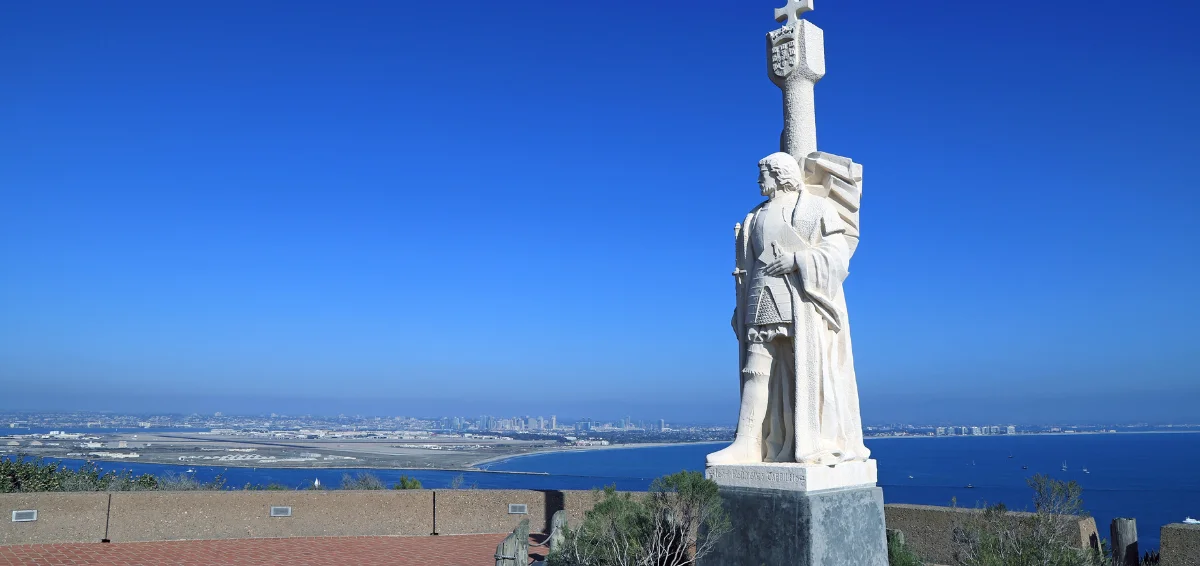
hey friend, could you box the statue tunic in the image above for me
[745,190,799,330]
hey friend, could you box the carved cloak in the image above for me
[734,191,869,463]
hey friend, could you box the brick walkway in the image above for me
[0,534,512,566]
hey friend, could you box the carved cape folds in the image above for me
[733,151,869,464]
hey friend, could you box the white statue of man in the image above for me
[707,151,869,467]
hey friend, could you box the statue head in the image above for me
[757,152,803,198]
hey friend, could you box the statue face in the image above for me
[758,166,779,197]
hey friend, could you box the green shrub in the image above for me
[548,471,730,566]
[243,482,291,491]
[952,475,1105,566]
[0,455,223,493]
[888,530,924,566]
[393,475,422,490]
[341,472,386,490]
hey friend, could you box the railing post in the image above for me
[549,510,567,555]
[495,518,531,566]
[1110,517,1138,566]
[495,532,517,566]
[516,518,530,564]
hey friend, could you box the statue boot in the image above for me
[706,368,769,466]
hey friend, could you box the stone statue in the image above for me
[698,4,890,564]
[706,150,867,466]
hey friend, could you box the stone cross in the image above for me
[767,1,824,162]
[774,0,813,27]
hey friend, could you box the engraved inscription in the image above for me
[707,466,807,487]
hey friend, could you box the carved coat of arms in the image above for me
[771,40,798,78]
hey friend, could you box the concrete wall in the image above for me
[434,490,546,535]
[8,489,1146,563]
[1161,523,1200,566]
[2,489,599,545]
[883,503,1099,566]
[0,493,109,545]
[107,490,434,542]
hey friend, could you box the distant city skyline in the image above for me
[2,1,1198,424]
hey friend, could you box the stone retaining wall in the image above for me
[883,503,1099,566]
[0,493,109,545]
[106,491,434,542]
[1161,523,1200,566]
[11,491,1194,564]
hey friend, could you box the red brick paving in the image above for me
[0,534,513,566]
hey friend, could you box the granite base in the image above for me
[698,484,888,566]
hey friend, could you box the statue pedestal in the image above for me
[700,461,888,566]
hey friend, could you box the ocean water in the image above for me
[26,432,1200,550]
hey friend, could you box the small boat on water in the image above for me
[1184,517,1200,524]
[965,484,975,489]
[1061,460,1068,471]
[908,475,914,479]
[1008,453,1013,459]
[1022,465,1028,470]
[1083,467,1090,474]
[185,468,196,473]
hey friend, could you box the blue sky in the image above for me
[2,1,1198,424]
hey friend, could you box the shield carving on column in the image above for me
[771,40,797,78]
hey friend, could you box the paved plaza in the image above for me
[0,534,515,566]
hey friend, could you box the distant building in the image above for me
[660,419,667,432]
[1007,425,1017,435]
[936,427,947,436]
[550,415,557,430]
[970,427,981,436]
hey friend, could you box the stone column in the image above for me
[768,20,825,162]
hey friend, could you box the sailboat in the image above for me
[1061,460,1068,471]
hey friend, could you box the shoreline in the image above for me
[468,441,728,468]
[9,441,730,474]
[10,430,1198,471]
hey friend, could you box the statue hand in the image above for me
[763,253,798,277]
